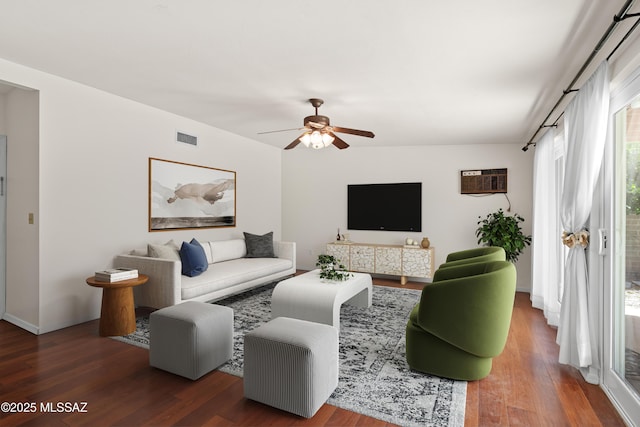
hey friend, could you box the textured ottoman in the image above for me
[149,301,233,380]
[243,317,338,418]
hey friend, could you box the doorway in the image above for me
[0,135,5,317]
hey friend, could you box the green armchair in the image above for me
[438,246,505,269]
[405,260,516,380]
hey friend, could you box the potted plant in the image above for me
[476,208,532,263]
[316,254,352,281]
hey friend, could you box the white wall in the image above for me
[282,144,533,291]
[0,58,283,333]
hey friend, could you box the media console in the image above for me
[326,242,434,284]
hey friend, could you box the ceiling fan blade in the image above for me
[284,133,307,150]
[258,127,304,135]
[332,126,375,138]
[307,121,326,129]
[332,134,350,150]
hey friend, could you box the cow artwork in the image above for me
[149,158,236,231]
[167,181,233,205]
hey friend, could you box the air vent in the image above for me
[460,168,507,194]
[176,131,198,146]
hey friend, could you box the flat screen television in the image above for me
[348,182,422,232]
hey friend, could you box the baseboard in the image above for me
[369,272,432,284]
[2,313,40,335]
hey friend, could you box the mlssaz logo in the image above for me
[40,402,88,413]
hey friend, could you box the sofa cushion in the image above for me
[181,257,293,300]
[148,240,180,260]
[179,239,209,277]
[209,239,247,263]
[244,231,275,258]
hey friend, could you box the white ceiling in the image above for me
[0,1,637,149]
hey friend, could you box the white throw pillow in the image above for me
[201,242,213,264]
[209,239,247,263]
[148,239,180,260]
[129,248,148,257]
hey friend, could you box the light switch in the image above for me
[28,213,34,224]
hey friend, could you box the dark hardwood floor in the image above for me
[0,276,626,426]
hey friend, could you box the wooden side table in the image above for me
[86,274,149,337]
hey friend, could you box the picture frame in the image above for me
[148,158,236,231]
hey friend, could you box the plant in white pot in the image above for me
[476,208,532,263]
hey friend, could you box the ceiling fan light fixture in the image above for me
[276,98,374,150]
[299,132,311,147]
[310,130,325,149]
[322,132,335,146]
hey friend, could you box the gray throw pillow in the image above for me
[244,231,275,258]
[148,240,181,260]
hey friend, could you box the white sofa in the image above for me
[114,239,296,309]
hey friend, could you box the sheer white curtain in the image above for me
[531,129,562,326]
[557,60,610,384]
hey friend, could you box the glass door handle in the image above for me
[598,228,607,255]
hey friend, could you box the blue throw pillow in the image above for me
[179,238,208,277]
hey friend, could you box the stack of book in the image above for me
[94,268,138,282]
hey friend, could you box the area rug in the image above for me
[114,283,466,427]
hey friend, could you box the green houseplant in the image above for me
[476,208,532,263]
[316,254,352,281]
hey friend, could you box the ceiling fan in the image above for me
[259,98,375,150]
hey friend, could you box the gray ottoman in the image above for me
[149,301,233,380]
[243,317,338,418]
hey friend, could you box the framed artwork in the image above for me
[149,158,236,231]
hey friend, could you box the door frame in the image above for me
[0,136,5,318]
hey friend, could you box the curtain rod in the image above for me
[522,0,638,152]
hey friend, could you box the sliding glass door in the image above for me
[602,76,640,425]
[617,98,640,395]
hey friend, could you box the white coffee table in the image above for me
[271,269,372,331]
